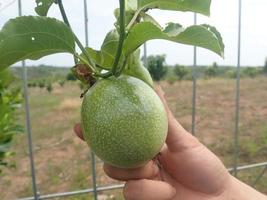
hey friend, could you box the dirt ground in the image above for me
[0,77,266,199]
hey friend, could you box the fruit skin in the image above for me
[81,75,168,168]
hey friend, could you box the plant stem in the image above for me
[111,0,126,74]
[57,0,96,72]
[115,56,128,77]
[98,0,126,78]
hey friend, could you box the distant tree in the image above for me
[66,72,77,81]
[264,58,267,74]
[242,67,258,78]
[173,65,188,81]
[58,80,65,87]
[225,70,237,79]
[32,82,37,87]
[205,62,219,77]
[166,74,177,85]
[46,83,53,93]
[147,55,167,81]
[38,80,45,88]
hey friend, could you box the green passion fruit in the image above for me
[81,75,168,168]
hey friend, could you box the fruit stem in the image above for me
[57,0,97,73]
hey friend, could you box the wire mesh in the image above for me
[9,0,266,199]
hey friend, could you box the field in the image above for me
[0,77,267,199]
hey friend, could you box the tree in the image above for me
[242,67,258,78]
[174,65,188,81]
[46,82,53,93]
[66,72,77,81]
[205,62,219,77]
[147,55,167,81]
[38,80,45,88]
[264,58,267,74]
[58,80,65,87]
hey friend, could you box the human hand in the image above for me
[74,86,267,200]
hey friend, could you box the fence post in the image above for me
[18,0,39,199]
[83,0,98,199]
[191,13,197,136]
[143,43,148,67]
[233,0,242,177]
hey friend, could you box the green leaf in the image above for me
[123,22,224,57]
[128,0,211,16]
[0,16,75,71]
[35,0,55,16]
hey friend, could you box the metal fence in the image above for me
[7,0,266,199]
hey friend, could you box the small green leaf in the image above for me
[123,22,224,57]
[0,16,75,71]
[35,0,55,16]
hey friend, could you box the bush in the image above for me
[38,80,45,88]
[46,83,53,93]
[225,70,237,79]
[58,80,65,87]
[173,65,188,81]
[66,72,77,81]
[166,74,177,85]
[242,67,259,78]
[263,58,267,74]
[205,62,219,77]
[0,70,23,173]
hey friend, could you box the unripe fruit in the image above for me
[81,76,168,168]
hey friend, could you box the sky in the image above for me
[0,0,266,67]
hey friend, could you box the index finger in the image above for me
[74,123,85,141]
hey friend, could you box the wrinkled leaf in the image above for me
[0,16,75,71]
[35,0,55,16]
[124,22,224,57]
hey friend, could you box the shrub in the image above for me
[242,67,259,78]
[205,62,219,77]
[66,72,77,81]
[46,82,53,93]
[58,80,65,87]
[173,65,188,81]
[0,70,23,173]
[166,74,177,85]
[38,80,45,88]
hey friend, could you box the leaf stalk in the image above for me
[57,0,97,72]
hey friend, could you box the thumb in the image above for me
[154,85,200,152]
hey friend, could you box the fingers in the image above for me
[74,123,85,141]
[103,161,159,181]
[123,179,176,200]
[155,85,201,152]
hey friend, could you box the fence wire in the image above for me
[13,0,267,199]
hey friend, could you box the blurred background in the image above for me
[0,0,266,199]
